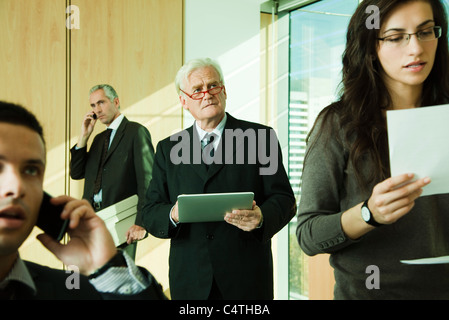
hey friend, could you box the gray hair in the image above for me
[175,58,225,96]
[89,84,119,107]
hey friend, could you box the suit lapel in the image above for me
[104,117,128,163]
[25,262,55,299]
[187,125,209,180]
[206,133,226,179]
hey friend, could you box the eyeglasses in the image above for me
[378,26,442,48]
[180,86,225,100]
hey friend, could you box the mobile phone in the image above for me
[36,192,69,241]
[92,113,97,120]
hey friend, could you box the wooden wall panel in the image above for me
[0,0,67,193]
[69,0,183,199]
[308,254,335,300]
[0,0,67,268]
[68,0,183,293]
[1,0,182,286]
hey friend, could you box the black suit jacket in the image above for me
[143,113,296,299]
[19,261,165,300]
[70,117,154,226]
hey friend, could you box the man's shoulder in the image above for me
[121,117,151,135]
[157,114,274,146]
[25,260,85,282]
[225,113,272,131]
[159,126,192,144]
[25,260,64,274]
[24,260,101,299]
[123,117,145,129]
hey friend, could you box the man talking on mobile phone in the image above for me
[0,101,165,300]
[70,84,155,260]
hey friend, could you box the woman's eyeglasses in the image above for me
[378,26,442,48]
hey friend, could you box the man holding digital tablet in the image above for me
[143,58,296,300]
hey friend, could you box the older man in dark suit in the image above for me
[70,84,154,259]
[143,58,296,300]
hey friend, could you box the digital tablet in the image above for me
[177,192,254,223]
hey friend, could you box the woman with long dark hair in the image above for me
[296,0,449,299]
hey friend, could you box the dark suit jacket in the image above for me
[143,113,296,299]
[19,261,166,300]
[70,117,154,226]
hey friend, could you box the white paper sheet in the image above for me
[387,104,449,197]
[401,255,449,265]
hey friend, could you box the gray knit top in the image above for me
[296,106,449,299]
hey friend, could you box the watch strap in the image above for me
[362,199,383,227]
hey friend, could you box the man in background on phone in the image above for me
[70,84,155,259]
[0,101,165,299]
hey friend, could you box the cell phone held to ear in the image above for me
[36,192,69,241]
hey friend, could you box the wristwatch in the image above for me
[361,199,383,227]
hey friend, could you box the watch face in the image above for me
[361,206,371,222]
